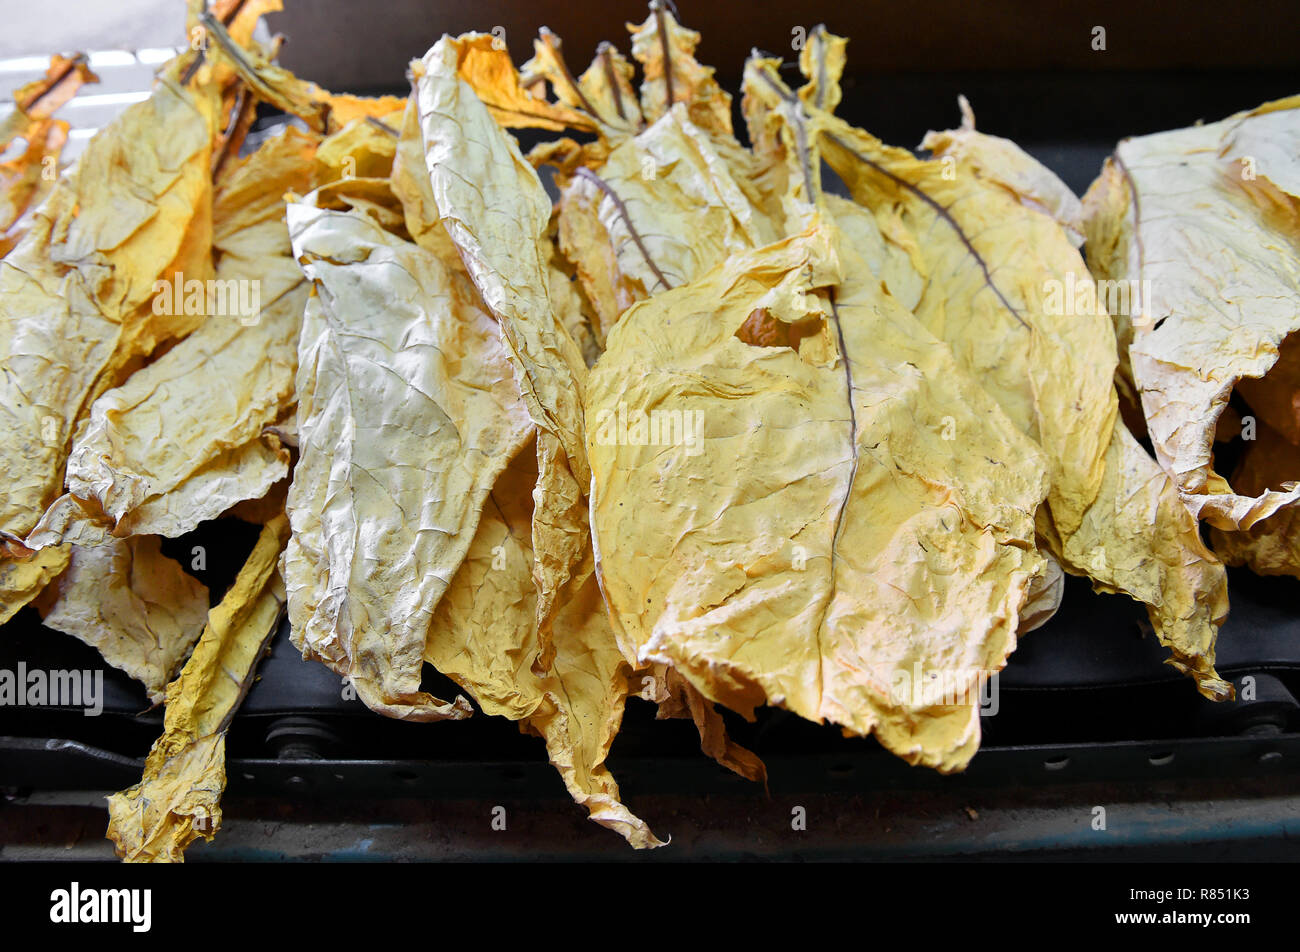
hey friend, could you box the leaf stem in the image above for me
[575,166,674,291]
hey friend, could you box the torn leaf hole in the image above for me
[735,307,825,352]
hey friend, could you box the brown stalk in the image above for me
[598,42,626,121]
[538,28,602,123]
[574,166,673,291]
[653,1,676,108]
[823,130,1031,330]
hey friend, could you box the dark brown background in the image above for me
[265,0,1300,193]
[267,0,1300,87]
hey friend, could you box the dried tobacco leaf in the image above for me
[394,66,747,809]
[796,26,846,115]
[556,104,779,344]
[0,65,222,580]
[106,515,289,862]
[35,536,209,703]
[424,441,664,847]
[795,43,1231,698]
[589,211,1049,769]
[182,0,285,90]
[28,127,318,545]
[628,3,732,138]
[654,666,767,784]
[553,172,635,346]
[198,9,405,134]
[818,118,1116,538]
[1211,421,1300,578]
[0,546,69,626]
[0,53,97,153]
[1,118,68,259]
[923,96,1085,248]
[2,1,1280,864]
[416,36,594,671]
[222,473,291,527]
[1019,552,1064,634]
[448,30,597,133]
[544,215,603,368]
[390,95,449,254]
[501,9,775,350]
[1082,96,1300,531]
[1045,419,1231,693]
[523,34,644,138]
[315,112,401,186]
[284,197,532,719]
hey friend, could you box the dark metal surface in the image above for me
[5,771,1299,861]
[4,731,1299,800]
[1004,570,1300,689]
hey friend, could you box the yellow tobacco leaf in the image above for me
[198,10,404,134]
[796,25,846,115]
[325,94,411,131]
[546,228,602,367]
[589,220,1049,771]
[404,92,601,454]
[1,119,68,256]
[416,37,594,671]
[1219,96,1300,209]
[790,51,1231,697]
[628,3,732,138]
[315,111,402,186]
[1018,551,1064,634]
[212,123,321,297]
[1081,97,1300,530]
[391,94,458,255]
[655,668,768,784]
[1081,157,1141,390]
[557,105,779,344]
[525,135,612,179]
[31,436,292,548]
[222,471,290,526]
[212,0,282,48]
[0,76,221,548]
[575,41,644,135]
[424,446,540,722]
[1050,420,1231,696]
[284,198,532,720]
[521,30,640,138]
[415,40,590,465]
[106,515,289,862]
[819,115,1117,539]
[35,536,209,703]
[921,96,1085,247]
[554,170,630,346]
[0,546,70,626]
[307,174,407,234]
[307,108,407,238]
[0,53,98,152]
[739,53,836,234]
[432,32,595,133]
[529,568,665,846]
[1211,422,1300,578]
[425,442,664,847]
[594,61,1049,766]
[839,123,1228,697]
[180,0,285,92]
[27,128,317,545]
[401,65,750,788]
